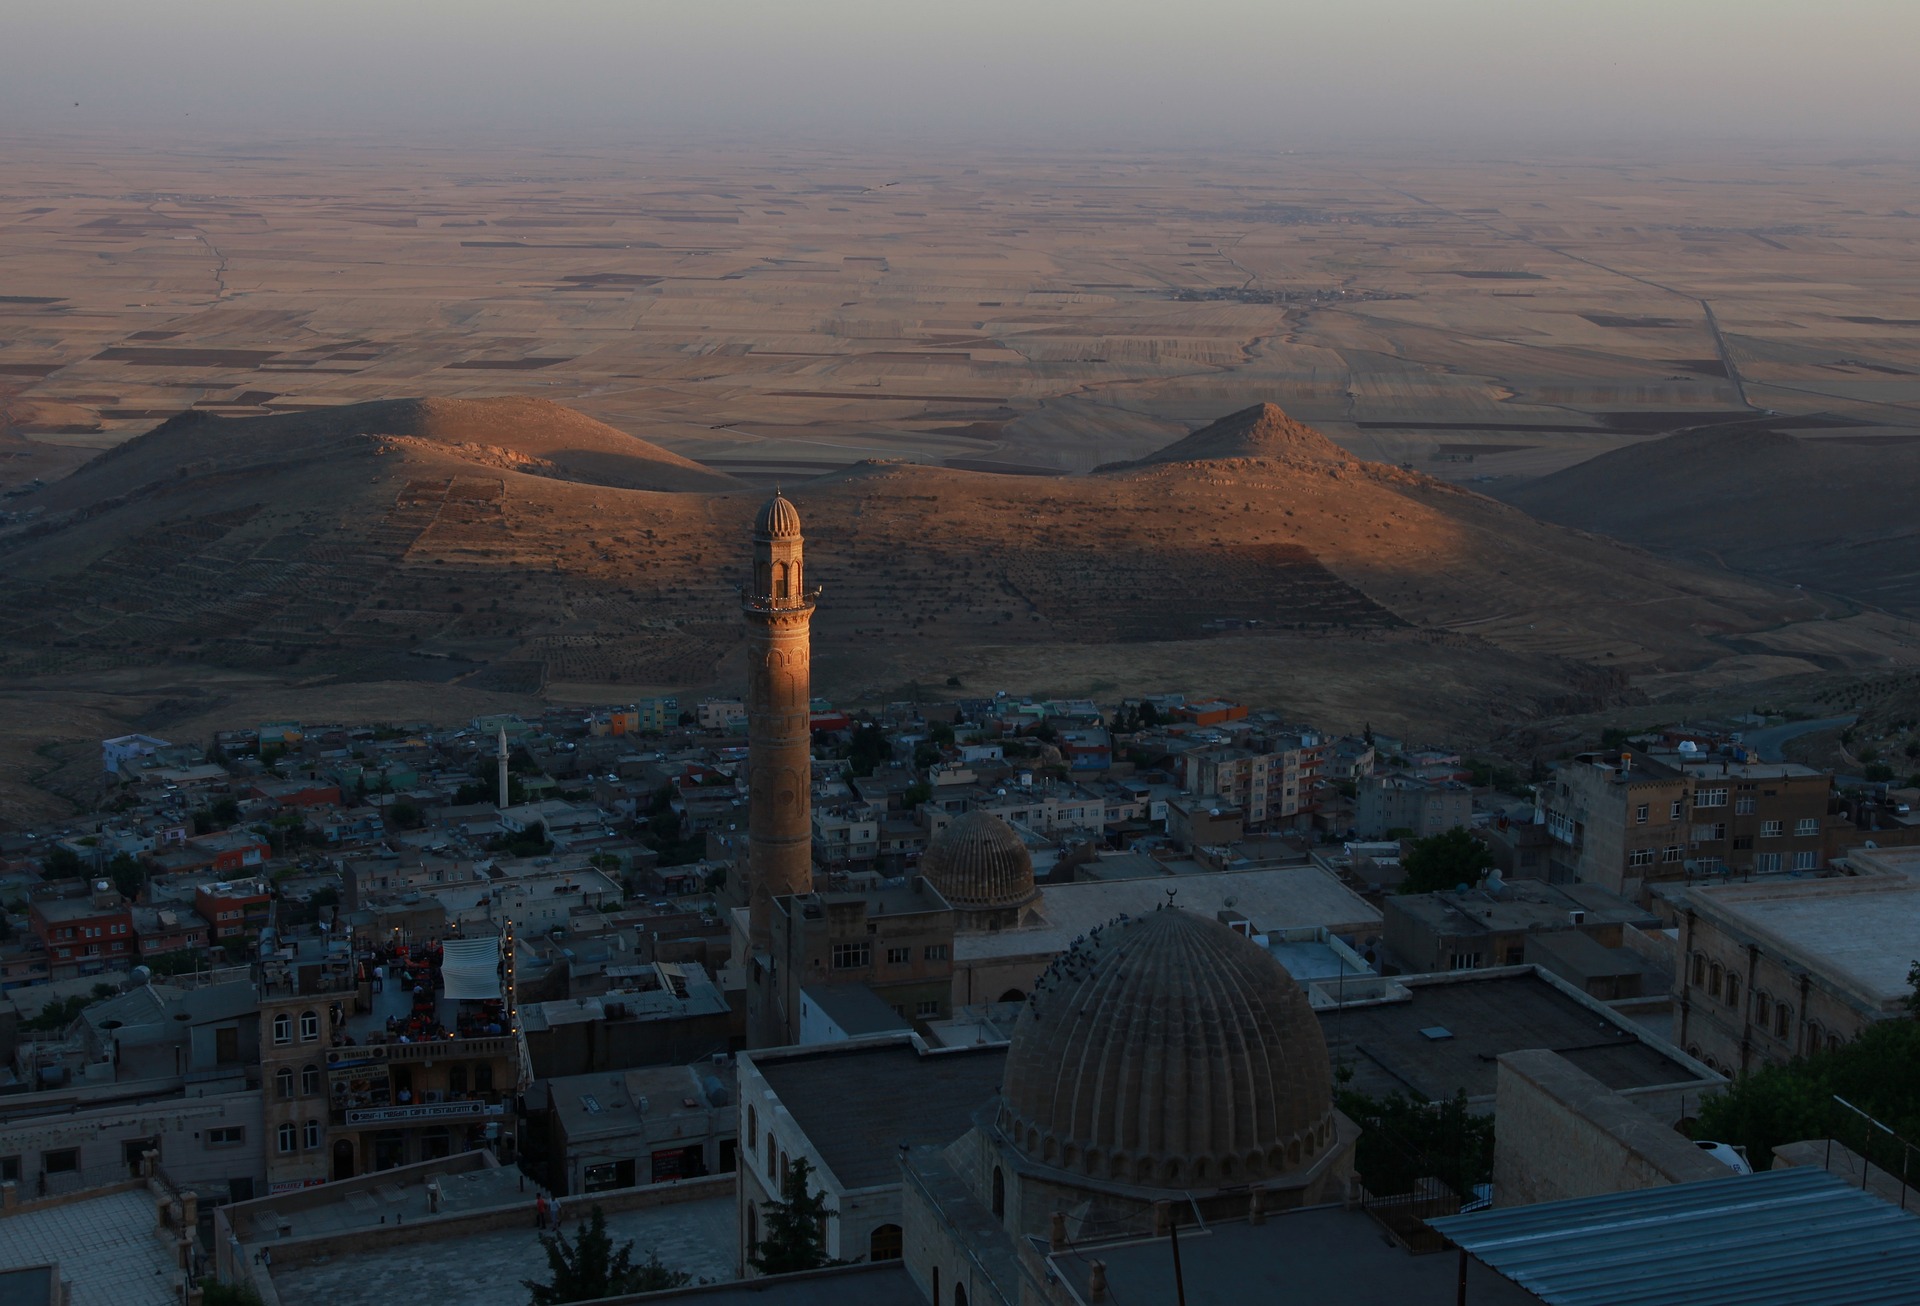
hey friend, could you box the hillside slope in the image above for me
[0,400,1900,747]
[1498,427,1920,613]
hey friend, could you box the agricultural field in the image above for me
[3,136,1917,498]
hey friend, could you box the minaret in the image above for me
[742,492,817,954]
[497,726,510,810]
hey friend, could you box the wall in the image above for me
[1491,1049,1728,1208]
[0,1085,263,1202]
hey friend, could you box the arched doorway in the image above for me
[331,1137,355,1181]
[996,990,1026,1003]
[954,1285,968,1306]
[991,1167,1005,1218]
[869,1224,902,1261]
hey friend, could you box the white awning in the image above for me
[441,936,502,1000]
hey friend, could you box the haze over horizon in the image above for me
[5,0,1919,150]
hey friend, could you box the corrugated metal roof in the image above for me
[1431,1167,1920,1306]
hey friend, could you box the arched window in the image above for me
[955,1284,968,1306]
[747,1107,757,1151]
[773,563,789,599]
[780,1151,789,1187]
[272,1013,292,1044]
[1754,992,1772,1026]
[932,1267,940,1304]
[747,1202,758,1248]
[1725,974,1741,1008]
[1775,1003,1792,1038]
[991,1167,1005,1218]
[301,1064,320,1096]
[277,1122,296,1154]
[303,1119,321,1149]
[276,1067,295,1098]
[1689,952,1706,987]
[448,1066,467,1095]
[299,1010,320,1041]
[765,1134,777,1180]
[1708,962,1723,998]
[869,1224,902,1261]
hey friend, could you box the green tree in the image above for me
[199,1278,265,1306]
[1694,1020,1920,1170]
[388,801,422,829]
[1336,1087,1493,1200]
[42,846,84,879]
[108,852,145,903]
[1398,827,1494,895]
[523,1205,689,1304]
[845,722,889,777]
[749,1156,841,1276]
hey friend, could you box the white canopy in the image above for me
[440,935,503,1000]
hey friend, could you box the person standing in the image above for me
[535,1193,548,1229]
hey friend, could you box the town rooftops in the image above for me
[1316,967,1713,1103]
[750,1037,1007,1190]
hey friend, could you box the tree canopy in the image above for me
[523,1205,689,1304]
[1336,1086,1493,1200]
[1397,827,1493,895]
[749,1156,841,1276]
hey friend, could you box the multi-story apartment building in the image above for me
[811,804,881,866]
[194,879,273,942]
[1539,749,1830,901]
[258,930,528,1191]
[765,880,956,1045]
[1353,774,1472,840]
[30,883,136,979]
[1182,732,1325,829]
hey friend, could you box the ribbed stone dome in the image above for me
[998,906,1335,1189]
[754,491,802,539]
[922,811,1037,911]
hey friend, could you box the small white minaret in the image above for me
[496,726,510,810]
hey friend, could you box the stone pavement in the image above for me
[0,1188,183,1306]
[268,1195,737,1306]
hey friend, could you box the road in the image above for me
[1743,715,1855,763]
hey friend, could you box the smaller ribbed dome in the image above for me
[755,492,802,539]
[922,811,1036,911]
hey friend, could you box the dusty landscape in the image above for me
[3,135,1920,820]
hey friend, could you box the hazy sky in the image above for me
[4,0,1918,148]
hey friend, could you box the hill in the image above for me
[1498,427,1920,614]
[0,399,1910,813]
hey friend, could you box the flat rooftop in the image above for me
[0,1187,183,1306]
[1049,1205,1541,1305]
[754,1039,1006,1190]
[1681,876,1920,1007]
[267,1192,735,1306]
[958,865,1379,962]
[1317,969,1706,1102]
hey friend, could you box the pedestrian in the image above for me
[551,1195,562,1230]
[535,1193,548,1229]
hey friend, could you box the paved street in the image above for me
[1742,715,1855,763]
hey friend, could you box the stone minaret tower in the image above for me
[496,726,510,810]
[742,492,816,954]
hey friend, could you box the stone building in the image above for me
[739,492,818,1047]
[1354,773,1472,840]
[900,907,1358,1305]
[918,810,1040,933]
[767,879,957,1040]
[1668,865,1920,1075]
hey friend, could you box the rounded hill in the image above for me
[1094,402,1353,472]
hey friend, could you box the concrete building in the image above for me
[1383,879,1658,979]
[30,883,135,979]
[519,962,734,1077]
[531,1063,735,1196]
[1668,866,1920,1075]
[193,879,272,942]
[1354,773,1472,839]
[1540,749,1830,900]
[1181,734,1323,829]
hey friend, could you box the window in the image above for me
[831,942,871,970]
[277,1123,296,1154]
[1725,974,1741,1007]
[1635,804,1649,825]
[301,1064,320,1096]
[1628,849,1655,867]
[276,1067,295,1098]
[208,1126,245,1147]
[303,1120,321,1149]
[780,1152,789,1186]
[916,1000,940,1018]
[1796,818,1819,837]
[298,1010,319,1041]
[870,1224,903,1261]
[272,1013,292,1044]
[1449,952,1483,971]
[1754,852,1782,873]
[1708,962,1723,998]
[1695,789,1728,809]
[1690,953,1706,987]
[766,1134,777,1180]
[885,947,910,965]
[0,1156,17,1183]
[747,1107,758,1149]
[1794,851,1819,872]
[1662,846,1684,863]
[43,1149,79,1175]
[1774,1004,1791,1038]
[991,1167,1005,1218]
[924,944,949,961]
[1760,820,1782,838]
[1670,800,1684,821]
[1754,992,1771,1026]
[1694,823,1727,842]
[1735,796,1756,816]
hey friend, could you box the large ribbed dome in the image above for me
[998,907,1334,1190]
[754,491,802,539]
[922,811,1037,910]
